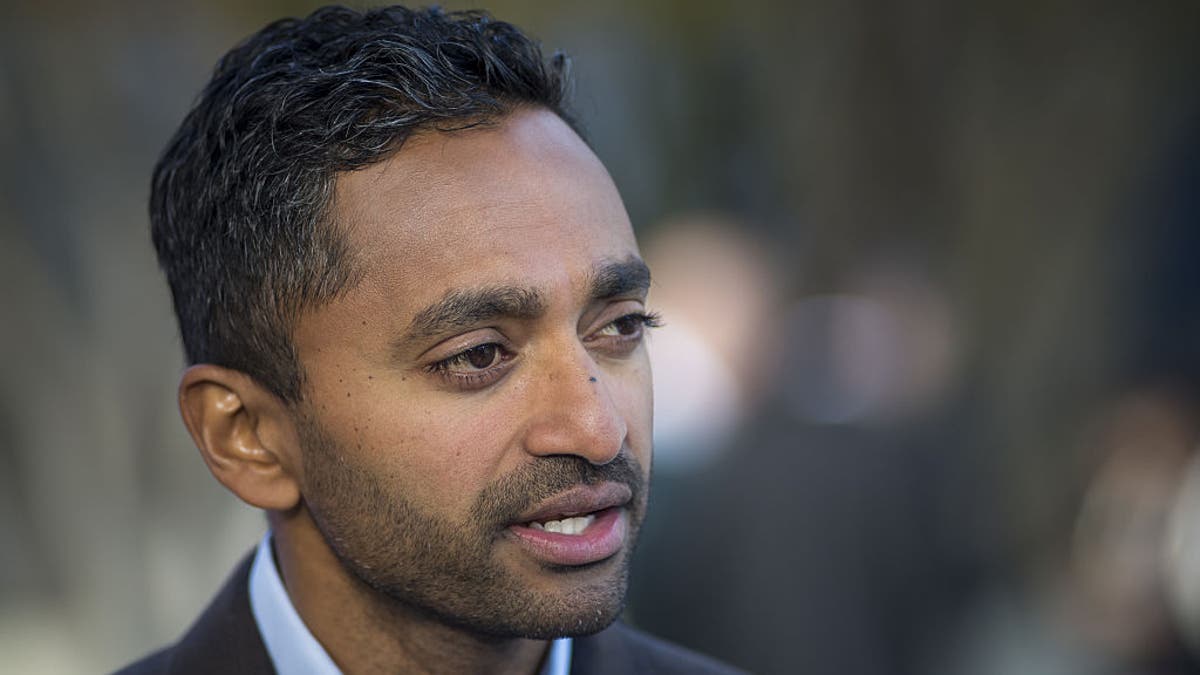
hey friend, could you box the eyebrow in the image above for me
[404,286,546,345]
[588,256,652,301]
[398,257,652,350]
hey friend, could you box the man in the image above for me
[117,5,738,675]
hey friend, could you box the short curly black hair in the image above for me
[151,5,575,402]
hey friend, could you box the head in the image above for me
[154,6,653,639]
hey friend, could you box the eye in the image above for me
[433,343,504,372]
[427,342,514,390]
[597,313,654,337]
[590,311,662,352]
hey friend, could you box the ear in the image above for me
[178,364,302,511]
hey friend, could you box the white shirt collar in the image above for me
[248,533,573,675]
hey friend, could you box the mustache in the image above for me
[473,450,645,526]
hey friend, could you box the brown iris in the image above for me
[611,315,643,335]
[464,344,499,369]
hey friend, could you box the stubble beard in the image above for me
[296,414,648,639]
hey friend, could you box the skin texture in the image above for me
[177,107,654,675]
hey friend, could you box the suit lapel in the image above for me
[570,622,640,675]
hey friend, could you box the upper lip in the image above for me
[514,482,632,525]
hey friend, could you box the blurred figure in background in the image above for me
[941,382,1200,675]
[630,215,982,675]
[1077,384,1200,673]
[939,113,1200,675]
[641,213,784,474]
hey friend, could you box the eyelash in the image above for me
[426,311,662,389]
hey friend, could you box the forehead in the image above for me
[330,107,639,305]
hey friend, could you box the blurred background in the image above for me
[2,1,1199,673]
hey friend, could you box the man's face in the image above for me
[289,108,654,638]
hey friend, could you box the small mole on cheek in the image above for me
[589,376,597,383]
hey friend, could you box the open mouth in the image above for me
[507,485,632,566]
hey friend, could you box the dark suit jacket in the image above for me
[114,554,741,675]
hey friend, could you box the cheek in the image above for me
[301,387,472,512]
[334,386,523,516]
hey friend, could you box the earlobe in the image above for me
[178,364,302,511]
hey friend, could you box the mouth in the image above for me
[506,483,632,567]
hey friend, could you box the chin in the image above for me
[403,557,633,640]
[463,591,627,640]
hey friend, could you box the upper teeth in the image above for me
[530,515,595,535]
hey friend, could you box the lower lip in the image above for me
[507,507,628,567]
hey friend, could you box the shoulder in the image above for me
[572,621,745,675]
[109,552,274,675]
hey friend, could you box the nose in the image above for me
[521,343,626,465]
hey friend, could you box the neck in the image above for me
[268,508,550,675]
